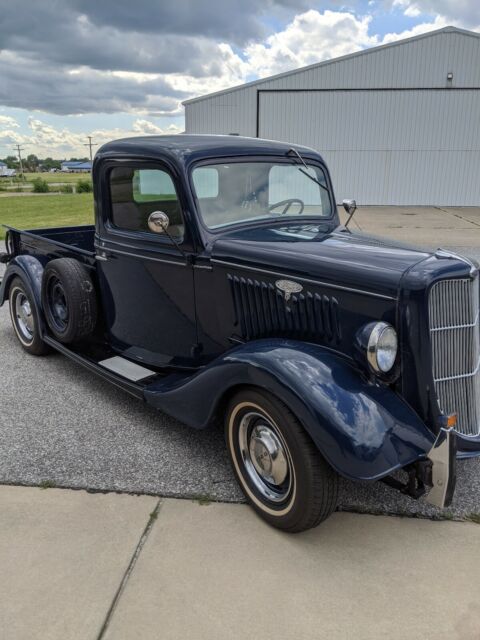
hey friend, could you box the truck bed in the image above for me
[5,225,96,266]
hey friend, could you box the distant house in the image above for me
[60,161,92,173]
[0,162,16,177]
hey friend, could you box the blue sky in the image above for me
[0,0,477,158]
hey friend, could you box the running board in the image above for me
[98,356,156,382]
[42,336,151,399]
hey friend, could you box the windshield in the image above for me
[192,160,333,230]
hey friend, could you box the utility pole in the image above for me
[14,144,25,177]
[83,136,98,165]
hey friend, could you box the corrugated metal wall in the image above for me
[185,30,480,205]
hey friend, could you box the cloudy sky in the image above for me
[0,0,479,158]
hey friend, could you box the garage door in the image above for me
[258,90,480,206]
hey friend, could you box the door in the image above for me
[97,163,197,368]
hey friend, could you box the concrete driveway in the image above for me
[3,485,480,640]
[1,206,480,520]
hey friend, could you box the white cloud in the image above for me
[0,115,20,129]
[404,5,422,17]
[244,10,379,78]
[381,15,449,43]
[167,44,249,96]
[0,116,183,158]
[131,119,182,135]
[391,0,479,27]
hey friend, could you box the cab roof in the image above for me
[96,134,324,167]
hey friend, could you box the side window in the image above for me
[110,167,184,239]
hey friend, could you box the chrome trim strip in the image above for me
[211,259,396,300]
[193,264,213,271]
[102,246,187,267]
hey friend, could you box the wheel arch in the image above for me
[0,256,47,331]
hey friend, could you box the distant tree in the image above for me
[42,157,61,170]
[3,155,19,169]
[26,154,39,171]
[69,157,89,162]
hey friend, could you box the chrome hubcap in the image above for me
[239,411,292,502]
[249,425,288,485]
[15,292,34,341]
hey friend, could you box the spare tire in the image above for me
[41,258,97,343]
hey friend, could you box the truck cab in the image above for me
[1,134,477,532]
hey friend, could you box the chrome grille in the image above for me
[429,277,480,436]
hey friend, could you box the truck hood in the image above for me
[210,224,433,299]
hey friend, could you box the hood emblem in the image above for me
[275,279,303,302]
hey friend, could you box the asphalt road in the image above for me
[1,243,480,520]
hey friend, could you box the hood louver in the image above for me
[228,274,341,343]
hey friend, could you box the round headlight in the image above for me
[367,322,398,373]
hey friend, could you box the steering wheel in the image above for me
[268,198,304,215]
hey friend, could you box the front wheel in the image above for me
[225,388,339,532]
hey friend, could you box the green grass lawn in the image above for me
[0,193,94,240]
[23,172,89,184]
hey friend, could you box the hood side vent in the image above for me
[228,274,341,343]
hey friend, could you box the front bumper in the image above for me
[425,428,457,509]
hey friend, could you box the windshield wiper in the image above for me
[287,148,329,193]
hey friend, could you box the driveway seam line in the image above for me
[434,206,480,228]
[96,497,162,640]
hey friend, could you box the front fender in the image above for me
[144,339,435,482]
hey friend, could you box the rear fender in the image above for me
[144,339,435,482]
[0,256,46,329]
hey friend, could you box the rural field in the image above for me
[0,193,94,239]
[22,172,85,184]
[0,172,90,193]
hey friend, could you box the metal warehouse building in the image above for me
[184,27,480,206]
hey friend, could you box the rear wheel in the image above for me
[9,277,50,355]
[225,388,339,532]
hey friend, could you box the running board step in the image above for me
[98,356,156,382]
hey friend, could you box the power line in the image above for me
[13,144,25,176]
[83,135,98,165]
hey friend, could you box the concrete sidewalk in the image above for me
[2,486,480,640]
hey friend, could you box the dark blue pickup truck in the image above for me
[1,135,478,531]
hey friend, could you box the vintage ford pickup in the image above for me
[1,135,477,532]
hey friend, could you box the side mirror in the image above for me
[342,199,357,216]
[148,211,170,234]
